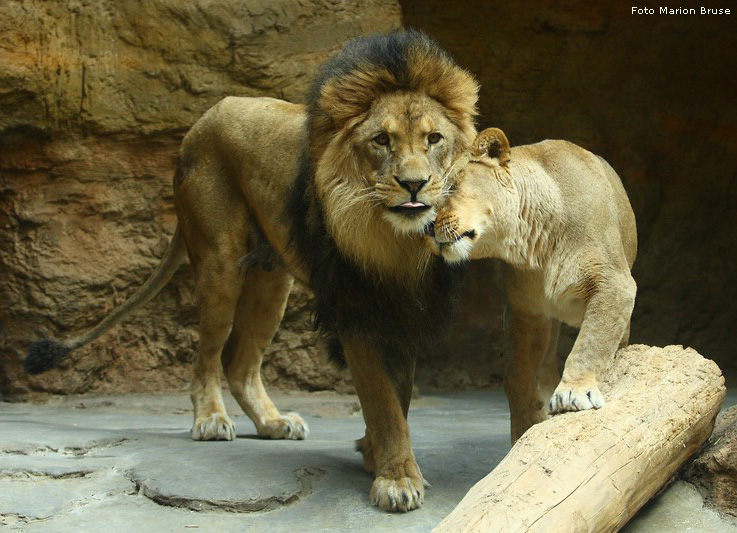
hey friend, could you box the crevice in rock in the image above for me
[60,437,131,456]
[1,438,130,457]
[131,466,326,513]
[0,512,32,529]
[0,467,139,524]
[0,469,93,481]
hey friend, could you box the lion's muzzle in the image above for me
[430,212,477,263]
[434,212,477,244]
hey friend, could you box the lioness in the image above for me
[25,31,478,512]
[429,128,637,442]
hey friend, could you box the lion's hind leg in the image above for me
[189,244,245,441]
[223,268,308,440]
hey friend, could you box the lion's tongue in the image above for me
[401,202,425,208]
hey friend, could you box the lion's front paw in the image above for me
[191,412,236,441]
[370,460,426,513]
[370,475,424,513]
[549,382,605,414]
[258,412,309,440]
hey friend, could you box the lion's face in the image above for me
[306,34,479,279]
[350,92,463,234]
[316,92,469,243]
[429,161,494,264]
[427,127,512,264]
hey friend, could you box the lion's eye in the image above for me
[372,133,390,146]
[428,132,444,145]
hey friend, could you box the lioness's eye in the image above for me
[373,133,390,146]
[428,132,443,144]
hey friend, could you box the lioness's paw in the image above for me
[370,475,424,513]
[549,384,605,414]
[258,412,309,440]
[191,413,236,441]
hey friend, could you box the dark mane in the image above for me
[287,30,474,373]
[305,29,478,163]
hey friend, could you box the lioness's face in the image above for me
[429,162,491,263]
[351,92,464,234]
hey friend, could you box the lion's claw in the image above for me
[191,413,236,441]
[258,412,309,440]
[370,476,424,513]
[549,383,605,414]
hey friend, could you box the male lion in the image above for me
[25,31,478,512]
[429,128,637,442]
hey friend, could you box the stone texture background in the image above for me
[1,0,735,398]
[403,0,737,373]
[0,0,401,397]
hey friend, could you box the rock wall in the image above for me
[403,0,737,373]
[3,1,734,398]
[0,0,401,397]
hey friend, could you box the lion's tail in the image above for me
[24,227,187,375]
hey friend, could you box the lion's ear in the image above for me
[470,128,510,168]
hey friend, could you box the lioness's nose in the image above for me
[395,176,429,194]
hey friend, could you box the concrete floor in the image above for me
[1,389,735,532]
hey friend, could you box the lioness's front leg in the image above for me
[342,337,424,513]
[549,271,636,413]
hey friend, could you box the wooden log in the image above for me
[435,345,726,533]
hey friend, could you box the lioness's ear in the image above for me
[470,128,510,168]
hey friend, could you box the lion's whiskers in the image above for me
[328,183,383,217]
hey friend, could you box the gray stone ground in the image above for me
[1,389,735,532]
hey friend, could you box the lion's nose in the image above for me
[395,176,429,195]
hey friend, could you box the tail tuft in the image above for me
[24,339,71,374]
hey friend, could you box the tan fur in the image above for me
[431,128,637,442]
[180,92,475,510]
[175,97,309,443]
[35,31,479,514]
[315,91,471,282]
[100,88,475,510]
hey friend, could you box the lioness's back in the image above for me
[513,140,636,264]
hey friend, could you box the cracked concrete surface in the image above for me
[1,390,736,531]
